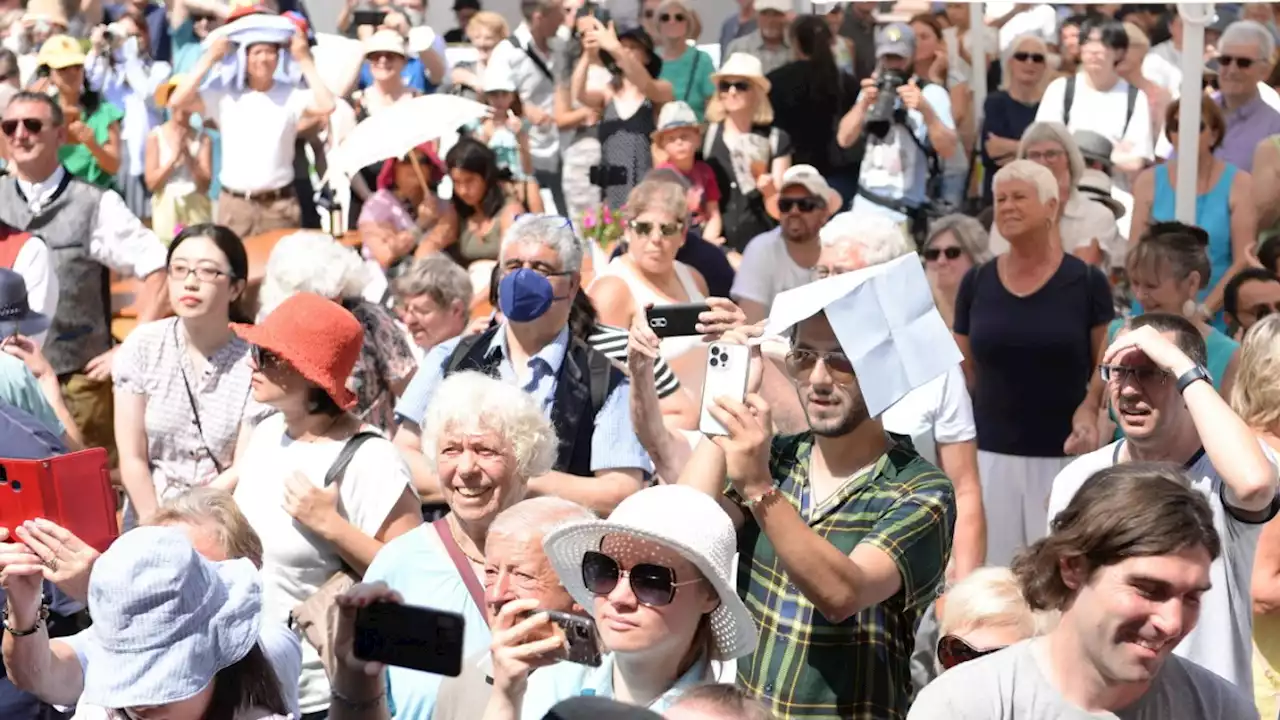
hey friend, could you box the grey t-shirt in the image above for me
[908,639,1258,719]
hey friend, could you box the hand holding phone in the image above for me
[523,610,602,666]
[354,601,466,676]
[647,302,711,338]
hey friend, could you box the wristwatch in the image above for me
[1175,365,1211,394]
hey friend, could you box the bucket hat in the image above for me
[0,268,49,338]
[541,484,757,661]
[364,28,407,58]
[711,52,771,94]
[651,100,699,141]
[1078,169,1126,220]
[231,291,363,409]
[80,526,262,709]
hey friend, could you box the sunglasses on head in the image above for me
[581,550,702,607]
[1012,51,1045,64]
[1,118,43,137]
[718,80,752,93]
[924,246,963,262]
[1218,55,1256,69]
[778,196,823,214]
[936,635,1005,670]
[251,345,284,371]
[628,219,683,237]
[660,12,685,22]
[784,348,856,384]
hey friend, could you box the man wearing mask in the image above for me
[392,216,650,516]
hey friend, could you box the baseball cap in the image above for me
[876,22,916,59]
[754,0,791,14]
[779,165,842,214]
[36,35,85,70]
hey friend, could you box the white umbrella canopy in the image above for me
[322,94,491,186]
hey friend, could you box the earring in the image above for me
[1182,298,1197,318]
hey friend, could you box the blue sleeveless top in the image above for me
[1149,163,1236,330]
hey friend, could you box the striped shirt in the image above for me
[730,433,956,720]
[586,324,680,399]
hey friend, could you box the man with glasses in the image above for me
[393,215,650,516]
[0,91,168,465]
[1210,20,1280,172]
[1046,313,1280,696]
[1224,267,1280,338]
[730,165,839,325]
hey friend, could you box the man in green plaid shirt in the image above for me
[682,310,957,719]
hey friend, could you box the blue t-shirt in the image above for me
[358,56,437,94]
[980,91,1040,206]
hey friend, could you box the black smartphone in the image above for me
[353,9,387,28]
[354,601,466,676]
[647,303,711,338]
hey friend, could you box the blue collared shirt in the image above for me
[519,652,713,718]
[394,325,651,475]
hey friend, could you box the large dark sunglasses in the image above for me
[778,197,823,214]
[659,12,685,22]
[1012,51,1045,64]
[924,246,963,262]
[937,635,1005,670]
[784,348,856,384]
[1219,55,1256,69]
[1,118,43,136]
[581,550,702,607]
[718,80,752,93]
[251,345,284,371]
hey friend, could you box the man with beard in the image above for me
[911,462,1255,718]
[730,165,840,325]
[1045,314,1279,697]
[680,263,958,719]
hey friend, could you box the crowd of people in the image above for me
[3,1,1280,720]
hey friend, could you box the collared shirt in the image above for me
[15,167,168,280]
[1215,92,1280,172]
[729,433,955,720]
[519,652,713,718]
[490,23,560,169]
[724,31,792,77]
[5,234,58,346]
[394,325,652,474]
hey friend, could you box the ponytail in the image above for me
[791,15,839,107]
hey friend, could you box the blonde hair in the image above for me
[625,177,691,225]
[1000,34,1053,98]
[939,567,1052,639]
[149,488,265,568]
[657,0,701,42]
[704,80,775,125]
[467,10,510,40]
[1231,314,1280,433]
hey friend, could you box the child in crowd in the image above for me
[652,100,722,244]
[462,62,543,212]
[144,77,212,244]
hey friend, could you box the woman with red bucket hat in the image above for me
[226,292,424,718]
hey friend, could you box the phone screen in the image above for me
[354,602,466,677]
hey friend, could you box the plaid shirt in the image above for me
[730,433,956,720]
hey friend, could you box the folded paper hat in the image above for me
[763,252,962,417]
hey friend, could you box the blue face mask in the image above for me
[498,268,570,323]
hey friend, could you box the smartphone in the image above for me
[352,9,387,28]
[523,610,603,667]
[647,302,710,339]
[699,342,751,436]
[0,449,117,553]
[354,602,466,676]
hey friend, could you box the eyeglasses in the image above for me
[924,246,964,262]
[501,259,572,278]
[0,118,43,136]
[1099,363,1169,385]
[581,550,703,607]
[628,219,684,238]
[251,345,284,371]
[937,635,1005,670]
[659,12,685,22]
[778,197,824,214]
[784,348,856,384]
[1012,51,1046,64]
[1025,148,1066,164]
[167,263,229,283]
[718,80,752,93]
[1219,55,1257,69]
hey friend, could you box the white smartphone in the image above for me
[699,343,751,437]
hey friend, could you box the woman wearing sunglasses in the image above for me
[932,567,1050,676]
[484,484,757,718]
[651,0,713,120]
[979,34,1052,207]
[922,214,991,330]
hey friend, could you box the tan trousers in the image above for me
[216,192,302,239]
[60,372,115,465]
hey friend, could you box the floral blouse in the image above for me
[343,299,418,432]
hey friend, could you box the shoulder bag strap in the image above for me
[509,34,553,83]
[1123,82,1139,135]
[175,321,226,475]
[433,518,489,621]
[681,49,699,102]
[1063,74,1076,127]
[323,430,382,487]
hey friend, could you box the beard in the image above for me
[802,390,870,437]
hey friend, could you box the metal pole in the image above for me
[969,1,987,121]
[1175,3,1211,224]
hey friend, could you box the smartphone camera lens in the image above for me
[709,358,719,368]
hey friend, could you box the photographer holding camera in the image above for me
[836,22,957,243]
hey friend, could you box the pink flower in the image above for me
[602,206,613,224]
[583,210,597,229]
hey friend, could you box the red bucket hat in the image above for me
[231,293,363,410]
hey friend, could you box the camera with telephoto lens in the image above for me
[865,69,909,140]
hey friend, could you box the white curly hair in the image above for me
[422,371,559,481]
[256,232,374,320]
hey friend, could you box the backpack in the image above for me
[1063,74,1140,136]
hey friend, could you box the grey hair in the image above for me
[148,487,265,568]
[1017,121,1086,188]
[499,215,584,273]
[258,232,371,319]
[392,253,472,310]
[626,178,692,226]
[1221,20,1276,61]
[487,496,596,542]
[926,214,993,264]
[818,212,913,265]
[423,371,559,479]
[994,159,1060,206]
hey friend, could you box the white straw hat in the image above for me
[541,485,757,661]
[363,28,407,58]
[483,62,517,93]
[711,52,771,94]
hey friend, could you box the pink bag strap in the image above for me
[433,518,489,625]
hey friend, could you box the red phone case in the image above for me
[0,448,118,552]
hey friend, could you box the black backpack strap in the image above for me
[1063,74,1076,127]
[324,431,382,488]
[445,326,500,376]
[1123,82,1139,135]
[508,34,553,83]
[584,339,613,415]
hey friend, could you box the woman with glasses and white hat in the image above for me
[483,484,757,718]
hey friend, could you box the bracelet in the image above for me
[331,687,386,711]
[743,487,781,510]
[2,603,49,637]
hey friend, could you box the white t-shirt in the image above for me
[1036,74,1154,162]
[8,235,58,347]
[908,637,1257,719]
[1046,440,1278,695]
[201,83,311,193]
[233,414,413,714]
[729,229,816,313]
[880,364,976,467]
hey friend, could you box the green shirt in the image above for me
[59,101,125,190]
[729,433,956,719]
[659,46,715,121]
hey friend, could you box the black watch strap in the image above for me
[1176,365,1211,394]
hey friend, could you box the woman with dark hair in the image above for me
[113,224,264,527]
[357,143,447,271]
[418,136,522,268]
[766,15,859,201]
[34,34,123,188]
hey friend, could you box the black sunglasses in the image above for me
[1,118,43,137]
[581,550,702,607]
[937,635,1005,670]
[783,348,856,384]
[718,80,752,93]
[924,246,963,261]
[1219,55,1257,69]
[628,219,683,237]
[1012,51,1045,64]
[659,12,685,22]
[778,196,823,214]
[251,345,284,371]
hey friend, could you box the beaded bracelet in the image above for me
[330,687,386,712]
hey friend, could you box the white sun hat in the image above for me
[483,61,518,94]
[541,484,757,661]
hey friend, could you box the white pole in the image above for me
[969,1,987,121]
[1175,3,1212,224]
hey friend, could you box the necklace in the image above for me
[448,515,485,565]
